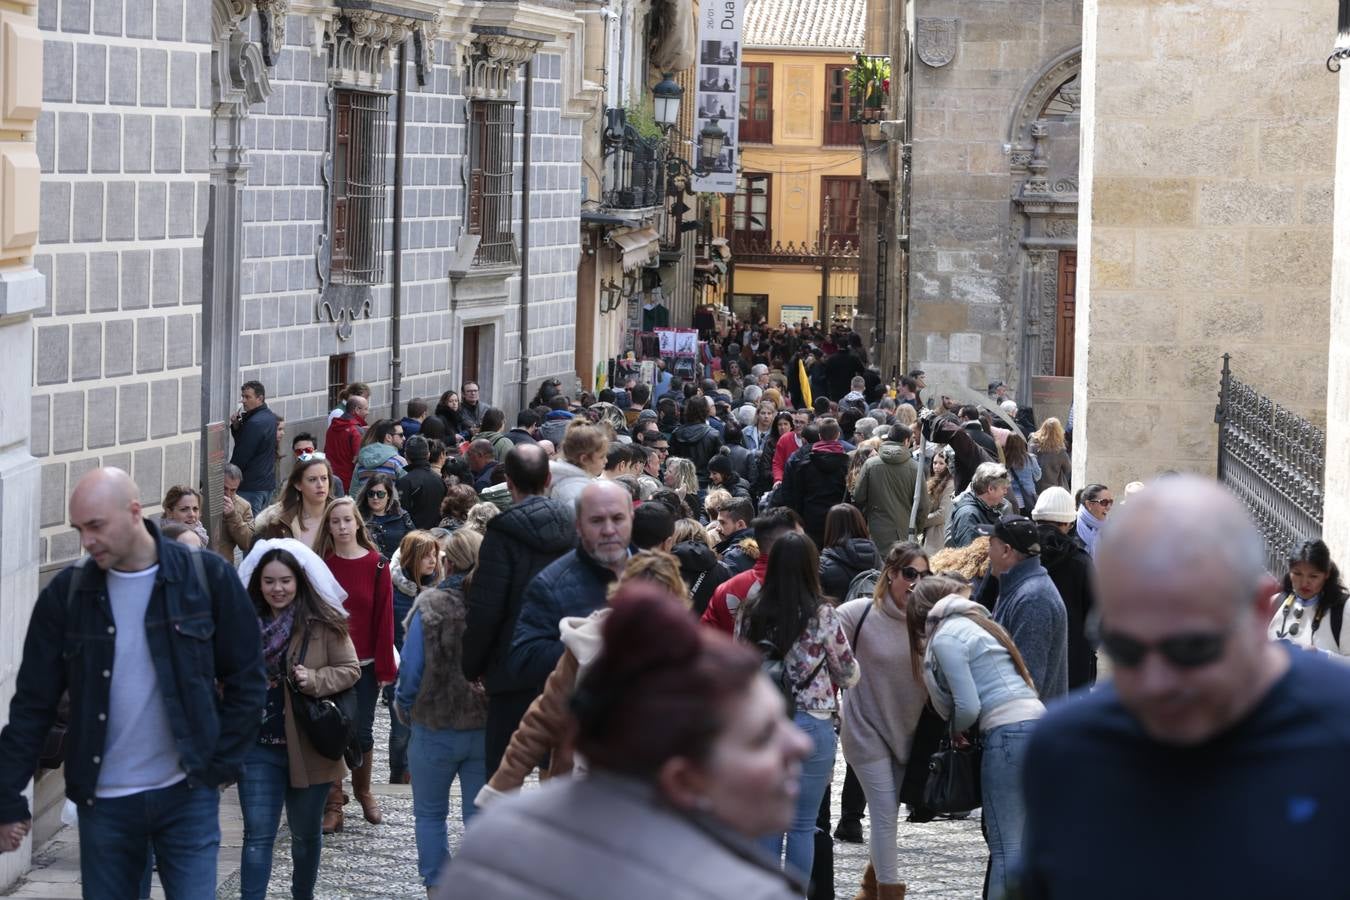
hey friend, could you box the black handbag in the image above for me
[922,725,983,815]
[286,623,358,761]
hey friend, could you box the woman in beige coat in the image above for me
[237,539,361,900]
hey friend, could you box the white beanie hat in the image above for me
[1031,486,1076,524]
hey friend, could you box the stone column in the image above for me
[0,0,45,887]
[1073,0,1336,493]
[202,0,271,539]
[1323,63,1350,560]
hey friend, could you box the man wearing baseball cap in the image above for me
[978,515,1069,700]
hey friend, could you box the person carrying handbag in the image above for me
[904,576,1044,900]
[236,539,361,900]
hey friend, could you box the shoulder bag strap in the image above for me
[851,602,873,654]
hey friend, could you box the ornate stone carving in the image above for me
[1043,218,1076,239]
[412,18,440,87]
[916,18,957,68]
[463,33,543,101]
[1039,252,1059,376]
[319,293,372,341]
[328,10,417,88]
[254,0,287,67]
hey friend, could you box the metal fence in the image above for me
[1214,353,1325,575]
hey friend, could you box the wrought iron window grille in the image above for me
[328,88,390,286]
[468,99,519,267]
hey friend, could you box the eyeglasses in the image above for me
[654,446,670,453]
[367,490,388,499]
[1088,498,1114,508]
[392,432,404,438]
[1099,629,1228,669]
[898,566,928,582]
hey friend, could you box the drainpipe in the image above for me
[390,41,409,419]
[518,59,534,411]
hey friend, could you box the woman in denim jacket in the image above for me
[906,577,1045,900]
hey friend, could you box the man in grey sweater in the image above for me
[981,516,1069,700]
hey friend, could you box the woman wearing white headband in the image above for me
[233,538,360,900]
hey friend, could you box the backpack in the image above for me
[845,568,882,603]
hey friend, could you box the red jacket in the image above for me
[700,555,769,635]
[772,430,802,484]
[324,415,366,491]
[325,550,396,683]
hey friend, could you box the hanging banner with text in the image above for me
[691,0,745,193]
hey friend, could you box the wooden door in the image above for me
[462,326,481,388]
[1055,251,1077,377]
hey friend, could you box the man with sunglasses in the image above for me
[1019,477,1350,899]
[979,515,1068,701]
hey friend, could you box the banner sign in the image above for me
[691,3,745,193]
[656,327,699,378]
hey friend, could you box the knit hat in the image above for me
[708,454,735,478]
[405,434,430,463]
[1031,486,1075,524]
[636,409,658,424]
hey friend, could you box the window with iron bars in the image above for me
[330,89,390,285]
[468,100,518,266]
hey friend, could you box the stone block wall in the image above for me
[1319,62,1349,561]
[907,0,1082,395]
[32,0,210,570]
[1074,0,1336,492]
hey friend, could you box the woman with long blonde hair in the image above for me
[386,530,444,784]
[317,497,395,832]
[1030,417,1070,492]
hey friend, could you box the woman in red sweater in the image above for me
[316,497,396,832]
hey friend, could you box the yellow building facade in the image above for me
[728,0,865,327]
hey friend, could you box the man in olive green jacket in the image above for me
[852,424,930,555]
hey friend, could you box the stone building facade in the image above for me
[904,0,1083,400]
[29,0,589,579]
[1073,0,1335,492]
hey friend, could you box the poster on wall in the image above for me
[691,6,745,194]
[656,327,700,378]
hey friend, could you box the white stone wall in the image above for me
[1323,64,1350,561]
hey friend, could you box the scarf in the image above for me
[1076,505,1103,559]
[259,605,296,678]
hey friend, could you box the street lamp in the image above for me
[653,73,683,129]
[698,118,726,160]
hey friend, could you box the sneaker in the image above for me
[833,818,864,843]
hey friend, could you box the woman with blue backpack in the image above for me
[736,532,859,883]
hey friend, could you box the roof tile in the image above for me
[742,0,866,51]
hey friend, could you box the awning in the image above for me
[581,210,637,227]
[611,226,661,271]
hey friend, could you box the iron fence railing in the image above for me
[604,135,663,210]
[1214,353,1325,575]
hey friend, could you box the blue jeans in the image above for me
[759,711,836,880]
[407,723,487,886]
[76,778,220,900]
[982,720,1036,900]
[237,744,331,900]
[237,490,271,517]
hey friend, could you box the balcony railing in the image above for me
[603,134,664,211]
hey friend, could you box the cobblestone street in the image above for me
[227,706,988,899]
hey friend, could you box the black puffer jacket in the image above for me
[818,538,882,603]
[1037,524,1098,689]
[779,445,850,548]
[461,495,576,693]
[669,422,723,488]
[672,540,732,615]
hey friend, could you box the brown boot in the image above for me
[321,781,344,834]
[352,759,384,824]
[876,882,907,900]
[852,862,877,900]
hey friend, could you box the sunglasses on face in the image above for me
[897,566,927,582]
[1089,498,1114,508]
[295,447,317,457]
[367,490,388,499]
[1099,629,1227,669]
